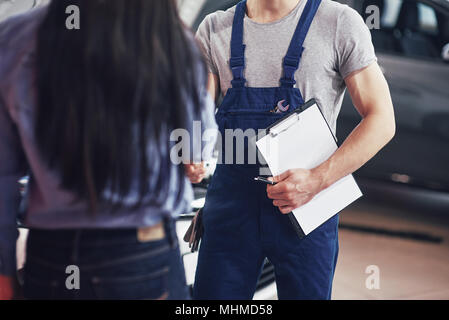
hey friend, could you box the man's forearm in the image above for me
[268,110,395,214]
[313,111,396,190]
[312,62,396,191]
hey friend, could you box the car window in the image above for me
[418,2,438,35]
[396,0,447,60]
[381,0,403,28]
[368,0,449,62]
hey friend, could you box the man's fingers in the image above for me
[185,163,206,183]
[189,176,204,184]
[267,183,308,199]
[273,200,290,207]
[267,181,295,195]
[188,172,205,179]
[273,170,292,183]
[187,170,206,183]
[267,190,308,201]
[267,191,288,200]
[279,206,294,214]
[272,194,311,208]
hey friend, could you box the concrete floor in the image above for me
[333,199,449,300]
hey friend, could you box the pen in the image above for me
[254,176,277,185]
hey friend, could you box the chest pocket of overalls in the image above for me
[217,110,288,132]
[215,109,294,167]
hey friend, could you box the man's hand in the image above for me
[268,63,395,215]
[267,168,327,214]
[184,163,207,184]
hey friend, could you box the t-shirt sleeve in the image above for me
[195,14,219,75]
[335,7,377,79]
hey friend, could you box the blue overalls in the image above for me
[193,0,339,300]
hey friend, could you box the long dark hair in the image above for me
[35,0,207,212]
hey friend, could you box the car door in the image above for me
[337,0,449,192]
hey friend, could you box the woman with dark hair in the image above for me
[0,0,216,299]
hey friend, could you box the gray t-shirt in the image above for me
[196,0,377,133]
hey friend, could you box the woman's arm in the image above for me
[207,73,220,103]
[184,72,220,184]
[0,94,27,299]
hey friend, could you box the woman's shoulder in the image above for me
[0,5,49,47]
[0,5,49,84]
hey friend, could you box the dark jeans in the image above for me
[23,219,190,300]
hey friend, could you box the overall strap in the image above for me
[230,0,247,88]
[281,0,322,88]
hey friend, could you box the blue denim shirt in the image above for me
[0,6,217,275]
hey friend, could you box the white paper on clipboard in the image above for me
[256,101,362,236]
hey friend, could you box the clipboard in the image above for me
[256,99,363,238]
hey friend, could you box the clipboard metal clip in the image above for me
[269,113,301,138]
[265,99,316,138]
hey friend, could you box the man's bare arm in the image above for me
[268,63,396,213]
[315,62,396,188]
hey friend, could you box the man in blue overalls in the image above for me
[192,0,395,299]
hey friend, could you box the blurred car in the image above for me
[337,0,449,194]
[186,0,449,197]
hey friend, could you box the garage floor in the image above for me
[15,190,449,300]
[333,198,449,300]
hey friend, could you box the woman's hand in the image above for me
[184,162,207,184]
[266,168,328,214]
